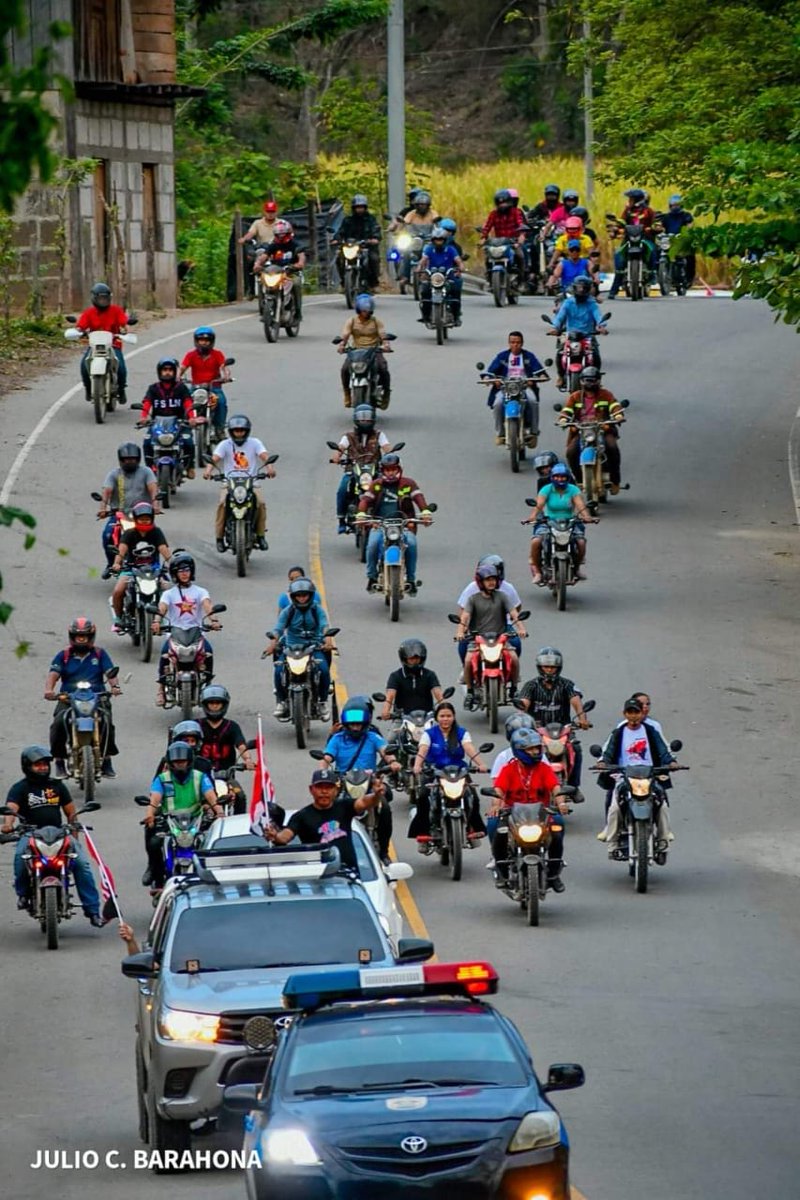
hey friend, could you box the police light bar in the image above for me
[283,961,498,1010]
[193,843,341,885]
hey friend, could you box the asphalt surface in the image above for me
[1,286,799,1200]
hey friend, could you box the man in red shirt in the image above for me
[178,326,231,436]
[489,728,569,892]
[481,189,527,283]
[76,282,131,403]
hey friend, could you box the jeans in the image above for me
[419,277,462,322]
[210,387,227,432]
[81,348,127,395]
[102,514,119,566]
[274,649,330,703]
[493,388,539,435]
[14,836,100,914]
[366,529,417,582]
[336,473,354,520]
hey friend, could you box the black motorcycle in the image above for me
[207,454,278,577]
[119,562,163,662]
[332,334,396,410]
[327,439,404,561]
[266,627,340,749]
[480,792,574,926]
[336,239,371,308]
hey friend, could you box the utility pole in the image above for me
[583,19,594,204]
[387,0,405,214]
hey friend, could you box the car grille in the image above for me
[340,1137,486,1177]
[216,1010,289,1045]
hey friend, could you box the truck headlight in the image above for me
[508,1110,560,1152]
[263,1128,321,1165]
[158,1008,220,1043]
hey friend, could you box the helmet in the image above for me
[263,200,278,215]
[544,184,560,197]
[166,740,194,780]
[200,683,230,717]
[21,745,53,779]
[566,239,582,252]
[624,188,646,204]
[571,206,590,222]
[132,501,155,529]
[91,282,112,307]
[510,728,543,764]
[536,646,563,677]
[572,275,592,299]
[288,577,316,609]
[380,452,402,478]
[193,326,216,349]
[398,638,427,666]
[351,194,369,209]
[550,463,570,489]
[157,357,178,379]
[475,563,499,591]
[439,217,457,234]
[562,189,579,204]
[407,187,422,205]
[533,450,558,473]
[504,712,535,740]
[273,219,293,243]
[353,404,375,431]
[430,225,447,242]
[169,551,195,582]
[494,188,512,206]
[580,366,601,389]
[68,617,96,648]
[414,190,431,210]
[668,194,683,208]
[564,217,584,235]
[117,442,141,472]
[477,553,504,582]
[171,720,203,745]
[507,188,520,202]
[354,293,374,316]
[340,696,372,732]
[227,414,252,444]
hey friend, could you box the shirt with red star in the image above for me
[161,584,210,629]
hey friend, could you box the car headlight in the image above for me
[508,1110,561,1153]
[158,1008,220,1043]
[516,823,543,843]
[263,1128,321,1165]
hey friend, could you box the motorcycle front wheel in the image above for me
[344,271,357,310]
[507,416,520,474]
[234,520,248,578]
[388,564,401,622]
[448,820,463,881]
[293,696,307,750]
[195,422,207,467]
[179,679,193,721]
[635,820,649,893]
[81,744,96,802]
[555,558,568,612]
[629,258,643,301]
[44,886,59,950]
[658,259,671,296]
[491,271,506,308]
[486,675,500,734]
[139,608,153,663]
[264,302,279,342]
[435,305,444,346]
[526,864,540,926]
[92,376,106,425]
[158,463,171,509]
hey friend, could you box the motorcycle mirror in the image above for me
[621,398,630,408]
[66,314,77,323]
[525,498,537,507]
[77,802,102,814]
[324,627,341,638]
[383,212,392,220]
[478,743,494,753]
[517,610,531,621]
[210,604,227,614]
[133,795,151,807]
[123,672,133,685]
[106,666,120,679]
[601,312,612,322]
[224,357,236,365]
[479,787,497,797]
[669,739,683,752]
[203,453,216,464]
[391,442,405,452]
[582,699,596,713]
[553,403,563,412]
[244,739,258,750]
[589,744,603,758]
[371,692,387,702]
[326,441,339,450]
[557,785,576,796]
[541,314,553,325]
[0,805,13,815]
[309,749,325,760]
[544,358,554,367]
[265,454,279,464]
[265,630,274,639]
[427,502,438,513]
[475,361,485,371]
[129,402,143,410]
[384,333,397,341]
[332,336,343,345]
[447,614,460,624]
[442,686,455,699]
[126,315,139,326]
[90,491,103,502]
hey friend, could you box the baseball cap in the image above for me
[623,698,644,713]
[567,238,581,250]
[311,767,340,786]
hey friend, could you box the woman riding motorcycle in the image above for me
[408,700,489,842]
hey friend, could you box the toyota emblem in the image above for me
[400,1135,428,1155]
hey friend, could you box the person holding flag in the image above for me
[249,714,286,834]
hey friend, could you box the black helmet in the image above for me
[200,683,230,717]
[624,188,646,204]
[227,414,252,444]
[157,357,178,379]
[544,183,560,197]
[91,282,112,307]
[573,275,592,299]
[353,404,376,431]
[562,189,579,204]
[169,551,195,582]
[399,638,427,666]
[166,740,194,780]
[494,188,512,206]
[571,206,590,222]
[504,712,535,740]
[288,577,316,609]
[68,616,96,648]
[477,553,505,583]
[171,720,203,745]
[380,452,402,476]
[536,646,563,677]
[132,501,155,525]
[117,442,141,472]
[21,745,53,780]
[341,696,372,732]
[533,450,558,473]
[580,366,601,389]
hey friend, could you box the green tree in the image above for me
[575,0,800,326]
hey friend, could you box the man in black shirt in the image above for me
[108,501,170,630]
[1,745,103,924]
[381,638,443,718]
[517,647,589,787]
[264,767,384,873]
[198,684,255,773]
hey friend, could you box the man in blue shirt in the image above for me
[418,227,463,326]
[548,276,608,387]
[43,617,121,778]
[482,330,547,446]
[321,696,400,863]
[656,194,695,288]
[265,578,334,721]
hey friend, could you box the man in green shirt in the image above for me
[142,741,223,889]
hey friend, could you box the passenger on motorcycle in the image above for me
[533,450,559,492]
[140,357,197,475]
[456,554,523,664]
[265,766,385,875]
[252,219,306,316]
[482,330,546,447]
[409,700,488,842]
[108,502,170,631]
[153,553,220,707]
[456,564,527,707]
[418,226,464,326]
[549,276,608,387]
[382,639,443,718]
[607,188,657,299]
[530,183,562,223]
[143,741,222,890]
[44,618,121,780]
[198,685,256,773]
[480,189,527,278]
[98,443,159,566]
[334,194,382,289]
[330,404,390,534]
[490,711,537,779]
[489,729,569,891]
[438,216,464,256]
[178,327,231,436]
[550,216,598,271]
[338,294,392,409]
[322,696,399,863]
[517,647,589,789]
[388,186,423,229]
[524,462,595,584]
[278,565,310,611]
[403,189,438,228]
[239,199,279,246]
[1,746,104,924]
[559,366,625,492]
[204,413,274,553]
[358,453,432,595]
[75,282,130,404]
[265,578,334,722]
[595,698,678,853]
[548,240,595,294]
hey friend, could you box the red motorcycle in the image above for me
[449,612,530,734]
[534,699,595,802]
[541,312,611,391]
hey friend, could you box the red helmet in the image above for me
[69,617,96,647]
[273,219,293,243]
[564,217,584,235]
[263,200,278,215]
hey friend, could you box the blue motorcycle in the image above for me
[134,412,193,509]
[477,364,550,474]
[134,795,206,901]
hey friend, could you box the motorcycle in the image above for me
[327,440,404,562]
[420,746,493,881]
[360,509,436,622]
[210,765,250,816]
[118,562,163,662]
[532,699,595,801]
[91,491,135,568]
[132,411,191,508]
[541,312,610,392]
[133,795,206,901]
[479,234,521,308]
[0,803,101,949]
[480,793,574,926]
[447,612,530,733]
[654,226,690,297]
[606,216,651,301]
[259,262,301,342]
[521,214,549,294]
[315,758,393,861]
[188,357,235,461]
[64,315,138,425]
[150,604,226,720]
[396,223,433,298]
[371,686,455,806]
[553,402,630,513]
[52,666,121,802]
[523,501,590,612]
[589,743,688,893]
[265,627,340,749]
[206,454,279,578]
[419,266,459,345]
[335,238,371,308]
[476,363,550,473]
[332,334,396,411]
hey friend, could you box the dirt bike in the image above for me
[419,266,460,345]
[51,666,121,802]
[64,315,138,424]
[361,510,437,622]
[553,404,630,513]
[259,262,302,342]
[206,454,279,577]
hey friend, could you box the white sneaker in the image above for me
[317,704,331,722]
[273,702,289,719]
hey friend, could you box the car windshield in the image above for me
[284,1009,527,1093]
[169,899,384,972]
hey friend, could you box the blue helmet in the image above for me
[439,217,457,234]
[341,695,373,733]
[668,194,683,207]
[550,463,571,489]
[354,293,374,315]
[193,325,216,347]
[510,728,543,766]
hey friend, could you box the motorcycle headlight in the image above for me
[353,362,368,375]
[263,272,283,288]
[441,777,465,801]
[158,1008,220,1044]
[489,246,505,259]
[395,233,412,251]
[480,642,503,663]
[386,527,402,542]
[157,434,175,447]
[629,778,652,796]
[175,830,196,847]
[288,656,310,675]
[262,1128,321,1166]
[232,485,248,504]
[73,699,96,716]
[584,432,597,444]
[658,234,671,249]
[343,245,359,260]
[516,823,544,843]
[554,530,572,546]
[508,1110,561,1153]
[359,471,373,488]
[545,739,564,758]
[430,271,445,287]
[569,341,582,353]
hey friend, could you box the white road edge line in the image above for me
[788,403,800,530]
[0,297,342,507]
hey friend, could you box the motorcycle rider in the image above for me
[321,696,399,864]
[558,366,626,493]
[547,240,595,294]
[197,684,256,772]
[409,699,488,842]
[252,218,306,318]
[178,327,232,438]
[524,461,595,584]
[334,194,382,290]
[203,413,274,553]
[74,282,131,404]
[264,577,334,722]
[97,443,159,567]
[44,618,121,779]
[517,647,589,791]
[438,216,463,256]
[607,188,657,299]
[140,357,197,476]
[337,294,392,409]
[264,767,385,876]
[142,741,223,891]
[456,553,523,666]
[490,711,537,780]
[381,638,443,718]
[107,501,170,631]
[1,746,104,925]
[357,452,433,596]
[548,275,609,388]
[488,728,569,892]
[530,183,562,223]
[278,565,310,611]
[456,563,527,707]
[481,330,546,447]
[330,404,391,535]
[654,194,695,285]
[418,226,464,326]
[480,188,527,279]
[403,189,438,228]
[239,199,279,247]
[549,215,598,274]
[152,552,220,707]
[594,698,679,854]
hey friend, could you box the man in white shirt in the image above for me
[456,554,523,680]
[204,413,276,552]
[152,553,221,707]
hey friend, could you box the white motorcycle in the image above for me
[64,316,138,425]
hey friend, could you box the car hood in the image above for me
[281,1084,536,1130]
[161,964,385,1015]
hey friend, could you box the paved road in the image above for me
[1,287,799,1200]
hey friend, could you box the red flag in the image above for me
[249,715,276,834]
[83,828,124,922]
